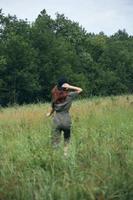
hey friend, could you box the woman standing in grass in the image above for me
[47,77,83,155]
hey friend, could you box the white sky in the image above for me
[0,0,133,35]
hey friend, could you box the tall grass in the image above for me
[0,95,133,200]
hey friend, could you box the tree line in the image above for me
[0,9,133,106]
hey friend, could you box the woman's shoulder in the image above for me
[68,92,79,99]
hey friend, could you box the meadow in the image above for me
[0,95,133,200]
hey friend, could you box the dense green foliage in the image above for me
[0,9,133,105]
[0,96,133,199]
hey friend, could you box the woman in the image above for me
[47,78,83,155]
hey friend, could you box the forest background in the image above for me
[0,9,133,106]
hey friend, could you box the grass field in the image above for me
[0,95,133,200]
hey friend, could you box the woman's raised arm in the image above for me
[62,83,83,94]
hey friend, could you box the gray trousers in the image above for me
[52,112,71,145]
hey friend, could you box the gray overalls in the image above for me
[52,92,78,145]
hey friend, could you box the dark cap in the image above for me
[57,77,68,89]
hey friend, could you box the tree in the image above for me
[0,11,40,105]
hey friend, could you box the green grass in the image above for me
[0,95,133,200]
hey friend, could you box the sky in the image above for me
[1,0,133,36]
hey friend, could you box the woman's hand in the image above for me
[46,112,51,117]
[62,83,70,89]
[46,107,54,117]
